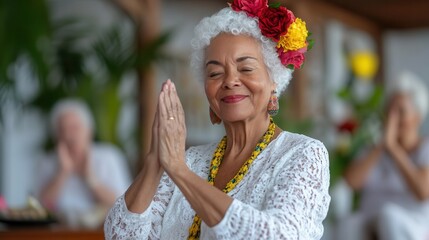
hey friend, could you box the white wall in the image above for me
[384,28,429,134]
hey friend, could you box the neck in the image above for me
[223,114,271,157]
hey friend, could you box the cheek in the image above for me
[205,82,219,106]
[248,81,272,101]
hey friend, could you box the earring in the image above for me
[267,91,279,116]
[209,108,222,125]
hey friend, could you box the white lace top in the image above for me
[104,131,331,240]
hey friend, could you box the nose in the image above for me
[221,70,241,89]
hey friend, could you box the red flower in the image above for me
[258,6,295,41]
[337,118,358,133]
[230,0,268,18]
[278,47,306,69]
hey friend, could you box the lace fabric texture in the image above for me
[104,131,331,240]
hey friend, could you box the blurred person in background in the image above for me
[340,71,429,240]
[34,99,131,227]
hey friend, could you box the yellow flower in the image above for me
[349,51,379,79]
[277,18,308,52]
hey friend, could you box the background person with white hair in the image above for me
[339,71,429,240]
[34,99,131,227]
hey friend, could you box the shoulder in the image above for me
[272,132,330,189]
[274,131,328,159]
[270,132,329,175]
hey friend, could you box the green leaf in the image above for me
[286,64,295,70]
[269,2,282,8]
[337,87,352,100]
[307,39,315,51]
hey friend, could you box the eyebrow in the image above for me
[205,60,222,67]
[205,56,258,67]
[236,56,258,62]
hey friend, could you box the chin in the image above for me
[220,113,251,123]
[221,112,266,124]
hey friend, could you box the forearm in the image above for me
[124,160,164,213]
[344,144,383,190]
[105,157,171,239]
[167,164,233,227]
[40,171,69,209]
[389,148,429,200]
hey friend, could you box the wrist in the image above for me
[165,159,189,181]
[144,154,163,175]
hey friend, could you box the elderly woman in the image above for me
[341,72,429,240]
[104,1,330,239]
[35,99,131,225]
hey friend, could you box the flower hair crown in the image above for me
[230,0,313,69]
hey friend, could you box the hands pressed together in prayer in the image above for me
[145,79,188,177]
[125,79,232,226]
[384,98,401,153]
[57,143,96,186]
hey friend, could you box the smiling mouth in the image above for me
[221,95,248,103]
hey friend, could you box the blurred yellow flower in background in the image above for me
[349,51,379,79]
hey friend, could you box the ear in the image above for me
[209,107,222,125]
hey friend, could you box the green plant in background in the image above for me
[0,0,51,109]
[0,0,171,154]
[329,50,383,185]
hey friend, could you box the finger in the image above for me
[159,91,168,122]
[155,109,160,127]
[166,80,176,118]
[153,104,159,129]
[171,82,185,125]
[161,81,168,93]
[151,108,160,150]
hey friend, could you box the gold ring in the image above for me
[169,116,175,120]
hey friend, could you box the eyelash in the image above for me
[208,67,254,78]
[209,72,222,78]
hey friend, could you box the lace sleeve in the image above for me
[104,172,175,240]
[205,140,331,239]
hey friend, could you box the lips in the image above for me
[221,95,248,103]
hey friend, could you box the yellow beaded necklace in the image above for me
[187,118,277,239]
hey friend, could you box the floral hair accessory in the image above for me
[230,0,313,69]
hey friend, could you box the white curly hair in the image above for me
[387,71,429,121]
[191,7,293,96]
[50,98,95,138]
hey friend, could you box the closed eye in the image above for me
[209,72,222,78]
[240,68,254,72]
